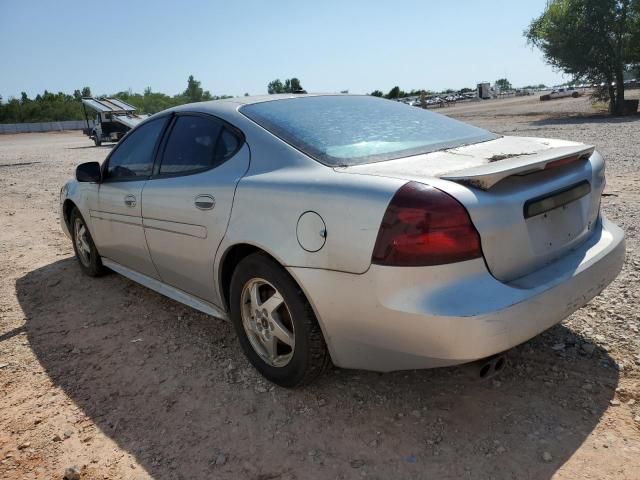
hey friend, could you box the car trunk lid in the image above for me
[336,136,605,282]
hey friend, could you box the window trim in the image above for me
[100,115,171,184]
[150,111,245,180]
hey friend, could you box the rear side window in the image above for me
[160,115,241,175]
[215,129,240,159]
[105,118,166,180]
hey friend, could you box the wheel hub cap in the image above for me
[240,278,295,367]
[74,218,91,266]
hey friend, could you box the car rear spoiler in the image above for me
[439,144,595,190]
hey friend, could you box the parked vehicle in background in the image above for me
[60,94,625,386]
[477,82,492,99]
[540,88,581,101]
[81,97,148,146]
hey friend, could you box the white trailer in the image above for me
[81,97,148,146]
[477,82,492,100]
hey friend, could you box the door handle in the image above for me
[124,194,136,207]
[194,194,215,210]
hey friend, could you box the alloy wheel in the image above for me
[74,217,91,267]
[240,278,295,367]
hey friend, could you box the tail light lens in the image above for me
[372,182,482,266]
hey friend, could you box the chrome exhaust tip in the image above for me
[477,354,508,380]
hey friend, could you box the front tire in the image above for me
[229,253,329,387]
[93,131,101,147]
[70,207,106,277]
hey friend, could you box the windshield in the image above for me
[240,95,498,166]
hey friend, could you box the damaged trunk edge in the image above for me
[336,136,595,191]
[441,145,595,190]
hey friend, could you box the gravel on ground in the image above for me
[1,94,639,479]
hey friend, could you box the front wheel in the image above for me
[229,253,330,387]
[93,131,101,147]
[70,207,106,277]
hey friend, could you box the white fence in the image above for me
[0,120,94,134]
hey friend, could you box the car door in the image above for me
[89,116,168,279]
[141,113,249,305]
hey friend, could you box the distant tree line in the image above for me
[0,75,232,124]
[369,86,431,99]
[522,83,548,90]
[368,82,554,100]
[369,86,478,99]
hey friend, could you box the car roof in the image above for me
[218,93,327,105]
[168,93,355,117]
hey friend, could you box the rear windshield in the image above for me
[240,95,498,166]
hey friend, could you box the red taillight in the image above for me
[372,182,482,266]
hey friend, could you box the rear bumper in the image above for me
[289,216,625,372]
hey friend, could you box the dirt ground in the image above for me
[1,94,640,480]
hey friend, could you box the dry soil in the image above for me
[1,94,639,479]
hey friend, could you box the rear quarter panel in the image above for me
[213,113,405,275]
[222,167,404,273]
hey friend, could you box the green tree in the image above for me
[526,0,640,114]
[268,77,304,94]
[284,78,303,92]
[81,86,92,97]
[385,86,401,99]
[183,75,205,103]
[494,78,513,91]
[370,90,384,97]
[268,79,284,94]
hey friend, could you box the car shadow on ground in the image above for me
[17,258,619,479]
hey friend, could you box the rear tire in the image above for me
[229,253,329,387]
[70,207,106,277]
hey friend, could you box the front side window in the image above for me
[159,115,241,175]
[240,95,498,166]
[105,118,166,180]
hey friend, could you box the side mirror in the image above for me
[76,162,101,183]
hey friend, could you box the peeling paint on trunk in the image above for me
[487,152,535,162]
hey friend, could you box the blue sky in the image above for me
[0,0,566,99]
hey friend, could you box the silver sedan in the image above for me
[60,94,625,386]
